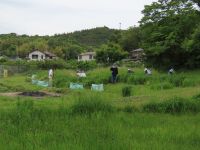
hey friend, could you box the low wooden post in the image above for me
[3,69,8,78]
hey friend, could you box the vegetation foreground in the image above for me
[0,67,200,149]
[0,102,200,150]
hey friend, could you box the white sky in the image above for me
[0,0,155,35]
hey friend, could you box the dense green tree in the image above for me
[66,27,120,47]
[62,44,83,60]
[17,43,31,58]
[182,26,200,68]
[96,43,128,63]
[109,30,122,43]
[140,0,200,68]
[120,27,141,52]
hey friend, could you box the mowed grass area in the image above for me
[0,67,200,149]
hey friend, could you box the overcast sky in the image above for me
[0,0,155,35]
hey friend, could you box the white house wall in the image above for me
[29,51,46,61]
[78,55,94,61]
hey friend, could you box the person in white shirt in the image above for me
[144,68,148,74]
[76,70,86,78]
[168,68,175,75]
[144,68,152,75]
[48,69,53,79]
[48,69,54,87]
[147,69,152,75]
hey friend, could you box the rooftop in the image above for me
[130,48,144,52]
[44,51,57,57]
[79,52,96,56]
[29,50,56,57]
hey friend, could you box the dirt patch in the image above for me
[19,91,48,97]
[0,91,60,98]
[0,92,20,97]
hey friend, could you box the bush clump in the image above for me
[127,75,147,85]
[9,100,35,125]
[36,59,67,69]
[192,94,200,101]
[70,95,114,115]
[151,82,174,90]
[143,97,200,114]
[122,105,138,113]
[169,75,185,87]
[182,78,196,87]
[122,86,132,97]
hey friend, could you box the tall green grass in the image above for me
[0,99,200,150]
[122,86,132,97]
[143,97,200,114]
[69,95,114,115]
[192,93,200,101]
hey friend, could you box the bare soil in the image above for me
[0,91,60,98]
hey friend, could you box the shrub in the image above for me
[36,59,67,69]
[9,100,35,125]
[83,68,110,86]
[122,86,132,97]
[162,82,174,89]
[151,82,174,90]
[16,100,34,112]
[169,75,185,87]
[182,78,195,87]
[0,86,9,92]
[65,60,97,71]
[52,70,77,88]
[158,75,169,82]
[1,59,67,71]
[53,76,69,88]
[0,56,8,63]
[0,83,26,92]
[117,74,129,83]
[69,95,114,115]
[123,105,137,113]
[143,97,200,114]
[126,75,148,85]
[77,61,97,71]
[192,94,200,101]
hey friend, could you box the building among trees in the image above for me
[78,52,96,61]
[28,50,57,61]
[129,48,145,61]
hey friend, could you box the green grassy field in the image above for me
[0,67,200,149]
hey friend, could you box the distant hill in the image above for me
[0,27,122,58]
[55,26,121,48]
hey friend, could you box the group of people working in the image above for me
[110,65,175,83]
[47,65,175,85]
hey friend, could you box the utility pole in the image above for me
[119,22,122,30]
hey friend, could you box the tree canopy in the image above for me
[140,0,200,69]
[0,27,120,60]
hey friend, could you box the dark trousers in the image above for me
[112,74,117,83]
